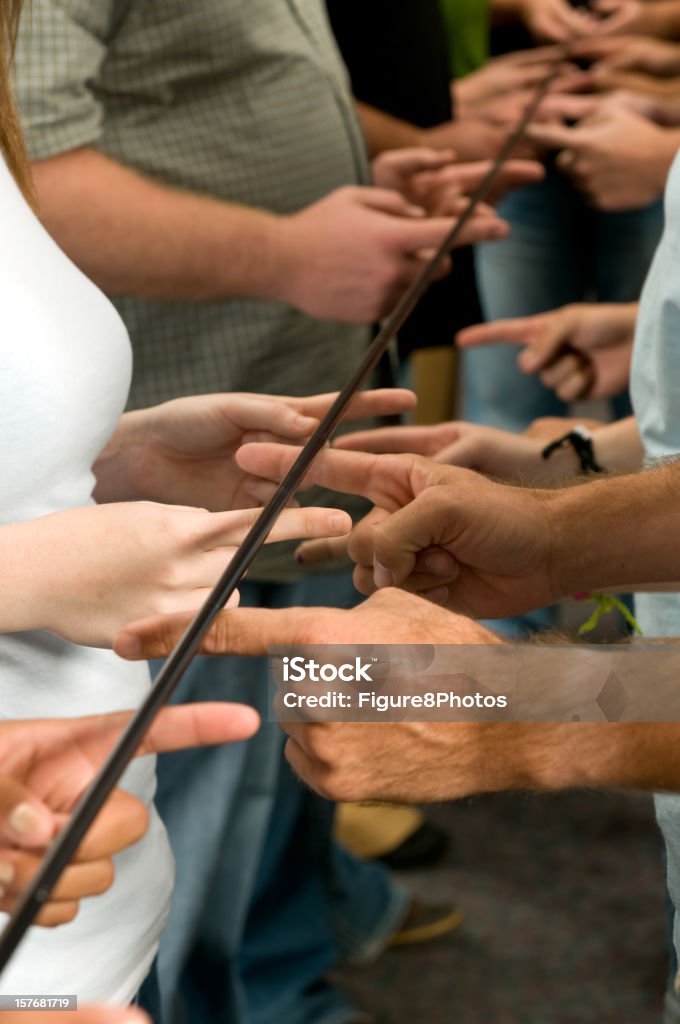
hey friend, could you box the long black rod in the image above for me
[0,63,559,973]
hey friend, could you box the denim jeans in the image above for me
[466,166,663,430]
[143,571,406,1024]
[463,167,663,637]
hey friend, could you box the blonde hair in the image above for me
[0,0,34,201]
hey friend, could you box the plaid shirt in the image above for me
[16,0,375,579]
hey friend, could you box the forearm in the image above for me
[32,148,292,302]
[468,644,680,795]
[522,722,680,792]
[592,416,645,473]
[0,522,52,633]
[355,102,424,157]
[549,460,680,593]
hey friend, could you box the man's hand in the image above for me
[0,703,258,925]
[231,444,558,618]
[528,103,680,210]
[276,186,508,324]
[458,302,637,400]
[93,387,415,509]
[115,589,522,804]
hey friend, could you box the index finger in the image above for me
[333,424,462,456]
[115,605,344,662]
[456,316,547,348]
[292,387,416,423]
[235,443,420,510]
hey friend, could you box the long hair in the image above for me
[0,0,33,201]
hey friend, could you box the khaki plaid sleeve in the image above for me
[14,0,122,160]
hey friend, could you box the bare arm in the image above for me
[32,148,285,302]
[355,101,510,161]
[32,147,475,324]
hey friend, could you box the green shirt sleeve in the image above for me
[14,0,122,160]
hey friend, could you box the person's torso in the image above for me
[51,0,374,409]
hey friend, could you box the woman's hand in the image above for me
[93,389,416,511]
[0,703,258,926]
[3,502,350,647]
[330,421,565,483]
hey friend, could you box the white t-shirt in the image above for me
[0,155,173,1000]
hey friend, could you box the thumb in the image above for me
[0,778,54,849]
[294,534,350,567]
[517,312,575,373]
[371,491,452,590]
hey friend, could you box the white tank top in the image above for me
[0,155,173,1001]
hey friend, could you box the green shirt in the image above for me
[439,0,489,78]
[15,0,374,580]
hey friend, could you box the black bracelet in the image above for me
[541,426,604,474]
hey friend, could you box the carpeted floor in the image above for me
[335,790,670,1024]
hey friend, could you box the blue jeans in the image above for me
[466,166,663,430]
[464,168,663,637]
[144,571,406,1024]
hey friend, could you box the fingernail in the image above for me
[424,552,453,576]
[374,561,394,589]
[520,352,538,372]
[0,862,15,886]
[9,803,44,838]
[424,586,450,606]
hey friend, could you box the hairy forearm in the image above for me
[549,461,680,593]
[32,148,291,302]
[470,643,680,794]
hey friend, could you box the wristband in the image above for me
[541,425,604,474]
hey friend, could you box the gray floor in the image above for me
[336,791,670,1024]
